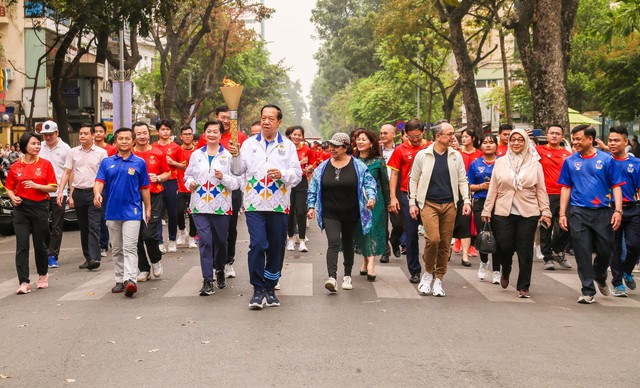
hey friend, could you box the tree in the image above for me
[505,0,580,130]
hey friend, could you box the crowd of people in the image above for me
[4,105,640,306]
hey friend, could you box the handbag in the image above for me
[476,220,497,254]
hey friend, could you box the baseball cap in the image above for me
[40,120,58,134]
[327,132,350,147]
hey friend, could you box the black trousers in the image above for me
[569,207,613,296]
[473,198,499,271]
[46,196,66,258]
[492,214,539,291]
[177,192,196,238]
[227,189,242,264]
[611,205,640,287]
[73,189,102,261]
[288,186,308,239]
[323,217,358,278]
[539,194,571,262]
[138,193,164,272]
[385,197,404,257]
[14,199,50,284]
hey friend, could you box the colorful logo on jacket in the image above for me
[245,175,286,200]
[196,180,228,203]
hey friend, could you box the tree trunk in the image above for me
[50,25,79,143]
[499,28,512,125]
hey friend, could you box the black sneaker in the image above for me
[409,273,420,284]
[123,280,137,297]
[111,282,124,293]
[79,260,90,269]
[248,289,265,310]
[216,270,226,289]
[199,280,215,296]
[380,255,390,263]
[265,290,280,307]
[392,244,401,258]
[87,259,101,270]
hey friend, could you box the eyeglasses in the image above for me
[510,138,526,144]
[406,133,423,140]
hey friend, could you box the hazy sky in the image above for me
[264,0,320,112]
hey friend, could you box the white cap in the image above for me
[40,120,58,134]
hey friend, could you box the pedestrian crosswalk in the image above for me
[1,262,639,307]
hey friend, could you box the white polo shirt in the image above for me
[40,138,71,197]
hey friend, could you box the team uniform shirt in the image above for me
[496,143,508,157]
[319,149,331,162]
[40,139,71,197]
[132,146,170,194]
[177,144,196,193]
[296,144,316,180]
[183,145,241,215]
[459,148,483,171]
[5,156,57,201]
[96,143,117,156]
[387,140,430,192]
[536,144,571,195]
[237,132,302,213]
[467,157,495,200]
[63,145,108,189]
[153,141,184,181]
[96,153,150,221]
[558,150,626,208]
[196,131,248,150]
[612,155,640,202]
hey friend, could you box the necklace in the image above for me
[334,166,342,181]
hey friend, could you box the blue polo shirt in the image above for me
[468,157,495,200]
[96,153,150,221]
[612,155,640,203]
[558,150,625,208]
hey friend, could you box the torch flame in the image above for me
[222,76,240,87]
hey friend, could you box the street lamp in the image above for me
[0,114,11,135]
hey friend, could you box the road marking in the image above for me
[163,266,202,297]
[0,277,18,299]
[278,262,313,296]
[372,266,421,299]
[454,269,535,303]
[544,273,640,308]
[58,273,114,301]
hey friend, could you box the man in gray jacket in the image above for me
[409,122,471,297]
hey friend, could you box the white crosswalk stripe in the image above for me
[277,262,313,296]
[372,266,421,299]
[0,277,19,299]
[544,273,640,307]
[454,269,535,303]
[57,272,114,301]
[163,266,202,297]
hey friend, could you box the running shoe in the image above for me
[477,262,489,280]
[199,280,215,296]
[16,282,31,294]
[48,256,59,268]
[612,284,628,297]
[623,273,636,290]
[491,271,500,285]
[123,280,137,297]
[36,275,48,289]
[324,277,337,293]
[341,276,353,290]
[418,272,433,296]
[249,289,265,309]
[578,294,595,304]
[264,290,280,307]
[432,278,445,297]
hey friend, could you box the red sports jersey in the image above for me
[459,148,483,171]
[496,143,508,157]
[153,141,184,180]
[177,144,196,193]
[536,144,571,195]
[97,143,117,156]
[5,156,58,201]
[133,147,170,194]
[387,140,430,192]
[197,131,248,150]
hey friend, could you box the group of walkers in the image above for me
[5,104,639,307]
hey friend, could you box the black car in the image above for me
[0,187,78,235]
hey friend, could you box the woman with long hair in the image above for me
[353,128,390,281]
[286,126,315,252]
[482,129,551,298]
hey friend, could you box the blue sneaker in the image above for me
[47,256,59,268]
[612,284,628,297]
[265,290,280,307]
[623,273,636,290]
[248,289,265,310]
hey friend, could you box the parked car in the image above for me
[0,187,78,235]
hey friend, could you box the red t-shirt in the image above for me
[5,157,58,202]
[387,140,431,192]
[153,141,184,180]
[97,143,117,156]
[296,145,316,169]
[177,144,196,193]
[536,144,571,195]
[133,147,170,194]
[197,131,248,149]
[459,148,483,171]
[496,144,508,157]
[319,150,331,162]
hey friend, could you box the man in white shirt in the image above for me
[379,124,403,263]
[39,120,71,268]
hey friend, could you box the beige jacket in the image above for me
[481,157,552,218]
[409,144,470,209]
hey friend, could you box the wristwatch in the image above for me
[614,209,623,215]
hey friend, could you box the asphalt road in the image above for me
[0,216,638,387]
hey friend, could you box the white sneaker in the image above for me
[100,248,108,257]
[188,237,197,248]
[492,271,501,285]
[168,241,177,252]
[418,272,433,295]
[342,276,353,290]
[634,264,640,273]
[305,236,309,242]
[286,239,296,251]
[274,282,281,290]
[534,244,544,261]
[137,271,151,282]
[224,264,236,278]
[176,230,186,245]
[324,277,337,292]
[478,262,489,280]
[432,278,445,297]
[158,243,167,254]
[152,262,163,278]
[162,220,167,226]
[298,241,308,252]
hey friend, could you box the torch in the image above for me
[220,77,243,156]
